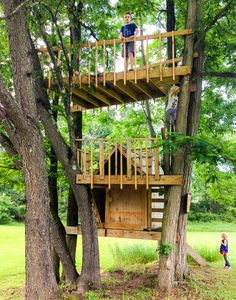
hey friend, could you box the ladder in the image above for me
[151,187,165,230]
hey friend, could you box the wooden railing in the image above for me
[38,29,192,88]
[75,138,182,189]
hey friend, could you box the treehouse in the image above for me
[38,29,192,240]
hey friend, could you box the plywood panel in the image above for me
[105,186,147,230]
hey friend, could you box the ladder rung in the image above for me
[152,208,164,213]
[152,218,163,222]
[152,199,165,203]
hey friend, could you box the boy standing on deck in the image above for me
[119,12,139,71]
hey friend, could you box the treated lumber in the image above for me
[37,29,192,53]
[76,174,183,186]
[186,244,208,266]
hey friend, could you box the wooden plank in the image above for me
[76,174,183,186]
[186,244,208,266]
[145,140,149,190]
[152,208,164,213]
[72,88,100,108]
[105,229,161,240]
[146,37,149,83]
[120,139,123,189]
[83,87,112,106]
[152,199,165,203]
[115,81,139,101]
[93,66,191,84]
[104,223,144,230]
[113,39,116,85]
[96,85,124,103]
[152,218,163,222]
[172,31,175,80]
[90,140,93,189]
[95,42,98,87]
[38,29,192,52]
[130,80,153,99]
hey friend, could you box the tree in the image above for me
[0,1,58,298]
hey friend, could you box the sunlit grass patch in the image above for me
[110,243,157,269]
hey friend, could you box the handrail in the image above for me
[37,29,192,92]
[76,137,160,190]
[37,29,192,53]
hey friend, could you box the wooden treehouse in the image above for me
[38,29,192,241]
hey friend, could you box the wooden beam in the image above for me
[66,226,162,240]
[115,81,139,102]
[82,87,112,106]
[76,174,183,186]
[186,244,208,266]
[72,88,100,108]
[96,85,124,104]
[38,29,192,53]
[129,80,154,99]
[92,66,191,84]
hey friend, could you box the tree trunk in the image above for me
[175,22,205,280]
[1,1,59,298]
[157,0,198,291]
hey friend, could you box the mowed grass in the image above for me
[1,223,236,299]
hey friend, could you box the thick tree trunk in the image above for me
[1,1,59,298]
[175,27,205,280]
[157,0,198,291]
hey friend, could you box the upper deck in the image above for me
[38,29,192,110]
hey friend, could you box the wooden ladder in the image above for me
[151,187,165,230]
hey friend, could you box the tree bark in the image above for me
[1,1,58,298]
[157,0,198,291]
[175,19,205,280]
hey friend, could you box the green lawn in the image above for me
[0,223,236,299]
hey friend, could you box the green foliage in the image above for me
[0,193,14,224]
[158,243,173,256]
[110,243,157,268]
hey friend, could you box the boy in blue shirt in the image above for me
[119,12,139,71]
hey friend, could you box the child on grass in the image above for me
[119,12,139,71]
[220,232,231,269]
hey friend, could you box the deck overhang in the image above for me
[71,66,191,109]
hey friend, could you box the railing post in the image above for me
[95,41,98,87]
[90,140,93,189]
[134,139,137,190]
[103,40,106,86]
[120,139,123,189]
[99,139,104,179]
[172,30,175,80]
[159,34,163,81]
[146,36,149,83]
[113,39,116,86]
[145,139,149,190]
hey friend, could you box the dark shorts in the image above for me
[122,42,135,58]
[166,108,176,125]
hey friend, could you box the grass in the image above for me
[1,223,236,299]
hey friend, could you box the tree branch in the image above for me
[195,0,234,49]
[201,71,236,78]
[0,1,42,20]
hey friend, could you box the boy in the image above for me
[119,12,139,71]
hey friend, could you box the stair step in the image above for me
[152,199,165,203]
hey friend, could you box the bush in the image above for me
[111,243,157,268]
[0,193,14,224]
